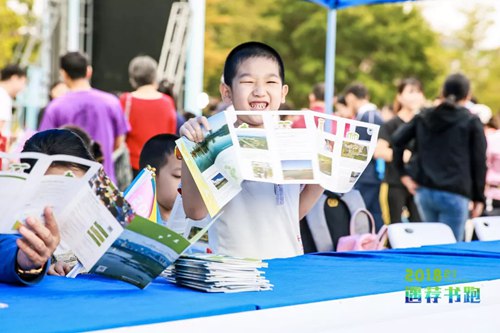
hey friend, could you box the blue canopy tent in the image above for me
[308,0,418,114]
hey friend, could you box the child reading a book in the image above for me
[22,128,97,275]
[179,41,324,259]
[139,134,181,224]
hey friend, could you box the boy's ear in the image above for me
[281,84,289,103]
[219,82,232,104]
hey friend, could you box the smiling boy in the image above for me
[180,42,323,259]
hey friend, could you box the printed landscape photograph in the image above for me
[281,159,314,180]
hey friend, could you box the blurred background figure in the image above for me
[380,104,395,122]
[157,78,185,134]
[392,73,487,241]
[0,64,27,151]
[485,113,500,216]
[334,95,354,119]
[278,101,297,123]
[121,55,177,177]
[37,81,69,128]
[375,78,425,224]
[61,125,104,164]
[292,82,325,128]
[470,103,494,135]
[39,51,128,183]
[343,82,384,230]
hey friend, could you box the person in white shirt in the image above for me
[0,64,27,144]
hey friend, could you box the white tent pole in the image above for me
[324,8,337,116]
[184,0,206,116]
[67,0,80,51]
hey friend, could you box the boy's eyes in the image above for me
[239,80,279,85]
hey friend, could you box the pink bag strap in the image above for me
[349,208,375,235]
[376,225,388,250]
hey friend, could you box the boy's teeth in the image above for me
[250,103,267,110]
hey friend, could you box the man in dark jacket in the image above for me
[392,73,486,241]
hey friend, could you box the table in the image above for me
[1,241,500,332]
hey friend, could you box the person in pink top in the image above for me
[485,115,500,215]
[39,52,128,182]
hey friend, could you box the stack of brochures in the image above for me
[163,253,272,293]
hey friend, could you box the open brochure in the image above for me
[176,110,380,216]
[0,152,218,288]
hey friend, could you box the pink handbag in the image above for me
[336,208,388,252]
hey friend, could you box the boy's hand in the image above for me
[179,116,211,143]
[16,207,61,271]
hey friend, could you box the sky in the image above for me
[416,0,500,50]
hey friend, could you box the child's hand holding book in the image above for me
[179,116,211,143]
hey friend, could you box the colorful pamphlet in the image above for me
[0,153,217,288]
[176,110,380,216]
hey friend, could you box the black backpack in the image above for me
[301,189,369,253]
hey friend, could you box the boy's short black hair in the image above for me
[139,134,179,173]
[343,83,369,100]
[60,52,89,80]
[1,64,27,81]
[223,41,285,87]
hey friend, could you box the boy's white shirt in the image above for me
[208,181,303,259]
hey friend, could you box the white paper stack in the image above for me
[162,253,272,293]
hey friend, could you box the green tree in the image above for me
[441,4,500,112]
[204,0,281,100]
[204,1,444,109]
[477,48,500,113]
[0,0,27,66]
[273,1,444,107]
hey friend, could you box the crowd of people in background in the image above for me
[1,42,499,285]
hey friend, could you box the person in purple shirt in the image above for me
[39,52,128,182]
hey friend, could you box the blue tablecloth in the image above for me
[1,241,500,333]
